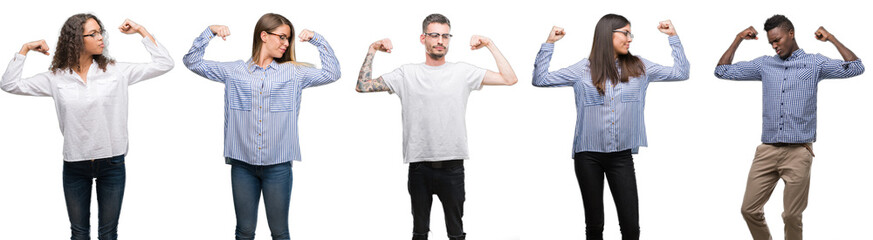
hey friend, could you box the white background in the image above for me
[1,0,870,239]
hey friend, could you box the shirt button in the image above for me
[784,67,788,70]
[259,120,262,122]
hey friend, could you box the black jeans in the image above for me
[408,160,466,240]
[574,150,640,240]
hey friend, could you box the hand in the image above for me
[209,25,231,41]
[298,29,315,42]
[369,38,393,53]
[118,19,143,35]
[658,20,677,36]
[737,26,758,40]
[20,40,50,56]
[470,35,491,50]
[814,26,833,42]
[546,26,565,43]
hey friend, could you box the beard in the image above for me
[427,52,446,60]
[427,45,447,60]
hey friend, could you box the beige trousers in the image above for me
[741,143,813,240]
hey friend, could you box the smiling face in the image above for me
[81,18,104,56]
[613,24,632,56]
[767,27,797,59]
[260,24,291,60]
[420,23,450,60]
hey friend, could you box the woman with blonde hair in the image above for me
[183,13,340,239]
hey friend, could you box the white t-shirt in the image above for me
[382,62,486,163]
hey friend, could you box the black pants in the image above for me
[574,150,640,240]
[408,160,466,240]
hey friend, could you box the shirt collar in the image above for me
[779,49,806,61]
[247,58,280,72]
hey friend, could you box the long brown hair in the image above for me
[51,13,115,74]
[251,13,303,66]
[589,14,644,95]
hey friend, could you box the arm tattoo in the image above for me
[356,52,391,92]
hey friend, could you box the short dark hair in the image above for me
[764,14,794,32]
[422,13,450,33]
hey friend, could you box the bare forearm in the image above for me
[356,50,389,92]
[718,37,743,66]
[830,37,859,61]
[486,43,518,85]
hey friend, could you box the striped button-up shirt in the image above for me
[183,28,340,165]
[714,49,864,144]
[533,36,689,157]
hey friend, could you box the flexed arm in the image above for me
[355,39,393,92]
[814,27,864,79]
[815,27,859,61]
[1,40,53,96]
[718,26,757,66]
[532,26,581,87]
[117,19,174,85]
[647,20,690,82]
[297,29,341,88]
[182,25,233,83]
[714,27,763,80]
[471,35,518,86]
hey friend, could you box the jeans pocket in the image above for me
[108,155,126,166]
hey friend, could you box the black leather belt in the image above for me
[411,159,463,168]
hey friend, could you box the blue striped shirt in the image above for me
[183,28,341,165]
[714,49,864,144]
[533,36,689,157]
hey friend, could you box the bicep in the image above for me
[481,70,506,86]
[714,59,763,81]
[818,55,864,79]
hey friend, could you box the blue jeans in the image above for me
[63,155,126,240]
[229,159,293,240]
[408,160,466,240]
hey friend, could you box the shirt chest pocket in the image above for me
[228,78,253,111]
[55,83,80,102]
[581,81,604,106]
[93,79,120,104]
[269,80,295,112]
[795,65,815,81]
[621,77,643,102]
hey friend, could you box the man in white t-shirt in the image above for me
[355,13,517,240]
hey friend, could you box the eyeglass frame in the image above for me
[265,31,290,42]
[83,30,104,38]
[423,32,453,39]
[612,30,634,39]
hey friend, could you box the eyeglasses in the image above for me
[265,31,289,42]
[613,30,634,39]
[84,31,103,38]
[424,32,453,39]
